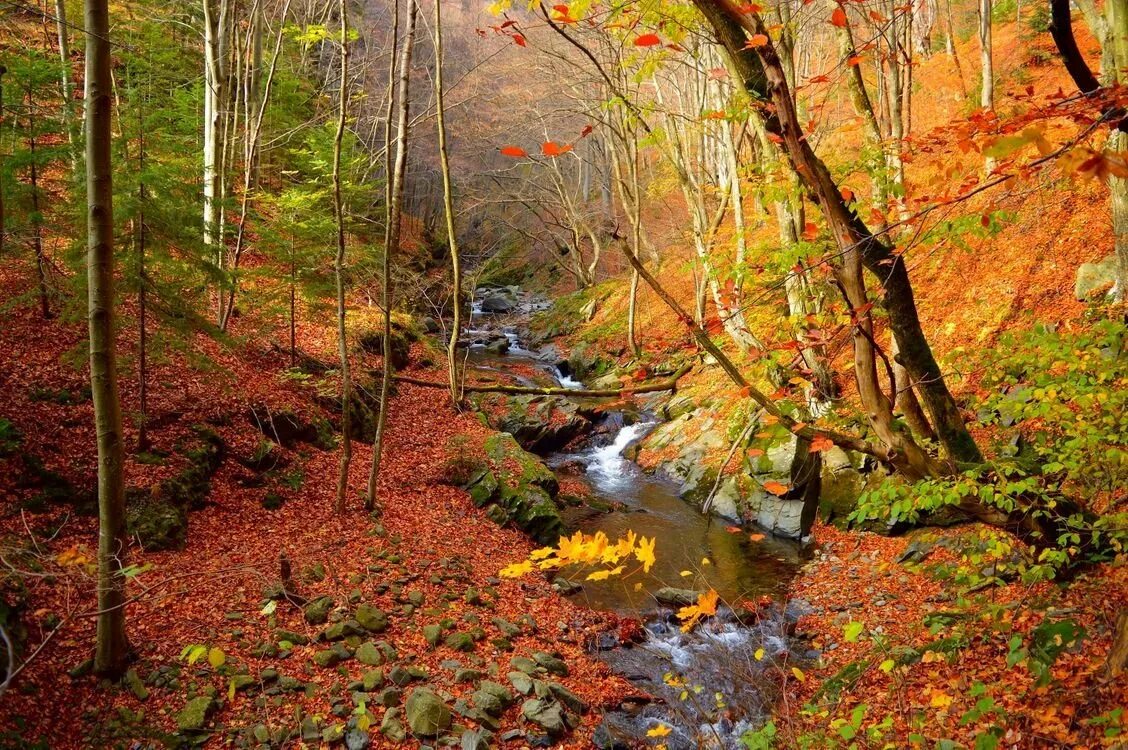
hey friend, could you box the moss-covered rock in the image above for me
[175,696,215,731]
[465,434,563,544]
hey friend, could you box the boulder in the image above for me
[521,698,567,737]
[484,394,593,455]
[480,288,519,313]
[465,434,564,544]
[405,688,452,737]
[355,604,389,633]
[175,696,215,731]
[1075,254,1119,300]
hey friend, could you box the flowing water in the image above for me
[464,296,810,748]
[554,420,803,614]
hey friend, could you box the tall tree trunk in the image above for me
[203,0,230,325]
[433,0,463,405]
[367,0,417,508]
[54,0,78,173]
[979,0,995,171]
[946,0,969,96]
[86,0,129,678]
[137,105,149,452]
[28,127,50,319]
[331,0,351,514]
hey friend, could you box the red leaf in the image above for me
[500,145,528,158]
[830,6,848,27]
[541,141,573,157]
[802,221,819,240]
[634,33,661,47]
[763,481,790,496]
[512,33,527,47]
[580,124,594,138]
[809,434,835,453]
[745,33,770,48]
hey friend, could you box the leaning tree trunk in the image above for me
[694,0,983,467]
[433,0,463,407]
[367,0,417,508]
[331,0,351,514]
[86,0,129,679]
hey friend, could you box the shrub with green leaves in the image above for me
[851,320,1127,576]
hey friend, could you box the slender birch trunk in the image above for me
[368,0,417,508]
[331,0,351,514]
[434,0,463,405]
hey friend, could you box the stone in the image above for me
[314,649,344,668]
[461,728,492,750]
[548,682,586,713]
[454,668,482,683]
[551,579,582,596]
[374,686,404,707]
[301,715,321,741]
[322,724,346,743]
[356,642,384,666]
[508,671,534,695]
[231,674,256,692]
[346,727,372,750]
[444,632,475,652]
[362,669,385,691]
[355,604,389,633]
[405,688,452,737]
[324,620,363,641]
[175,696,215,731]
[492,617,521,637]
[654,587,701,607]
[380,708,406,742]
[510,656,538,674]
[472,681,515,716]
[124,669,149,701]
[1075,254,1119,300]
[275,628,310,646]
[521,698,566,737]
[304,596,334,625]
[422,624,443,646]
[532,652,568,676]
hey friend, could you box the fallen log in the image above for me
[395,364,693,398]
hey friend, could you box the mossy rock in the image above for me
[126,496,187,551]
[175,696,215,731]
[405,687,452,737]
[247,406,335,450]
[357,324,413,370]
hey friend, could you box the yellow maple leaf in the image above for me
[586,565,624,582]
[930,691,953,709]
[499,560,534,578]
[677,589,719,632]
[646,723,672,737]
[635,536,656,573]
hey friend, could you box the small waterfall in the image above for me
[581,421,656,491]
[555,367,584,390]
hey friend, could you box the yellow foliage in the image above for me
[646,723,672,737]
[496,530,657,583]
[676,589,719,632]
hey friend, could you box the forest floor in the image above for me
[0,262,639,748]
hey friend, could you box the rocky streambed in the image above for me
[452,286,824,748]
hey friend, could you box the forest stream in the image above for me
[463,292,814,749]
